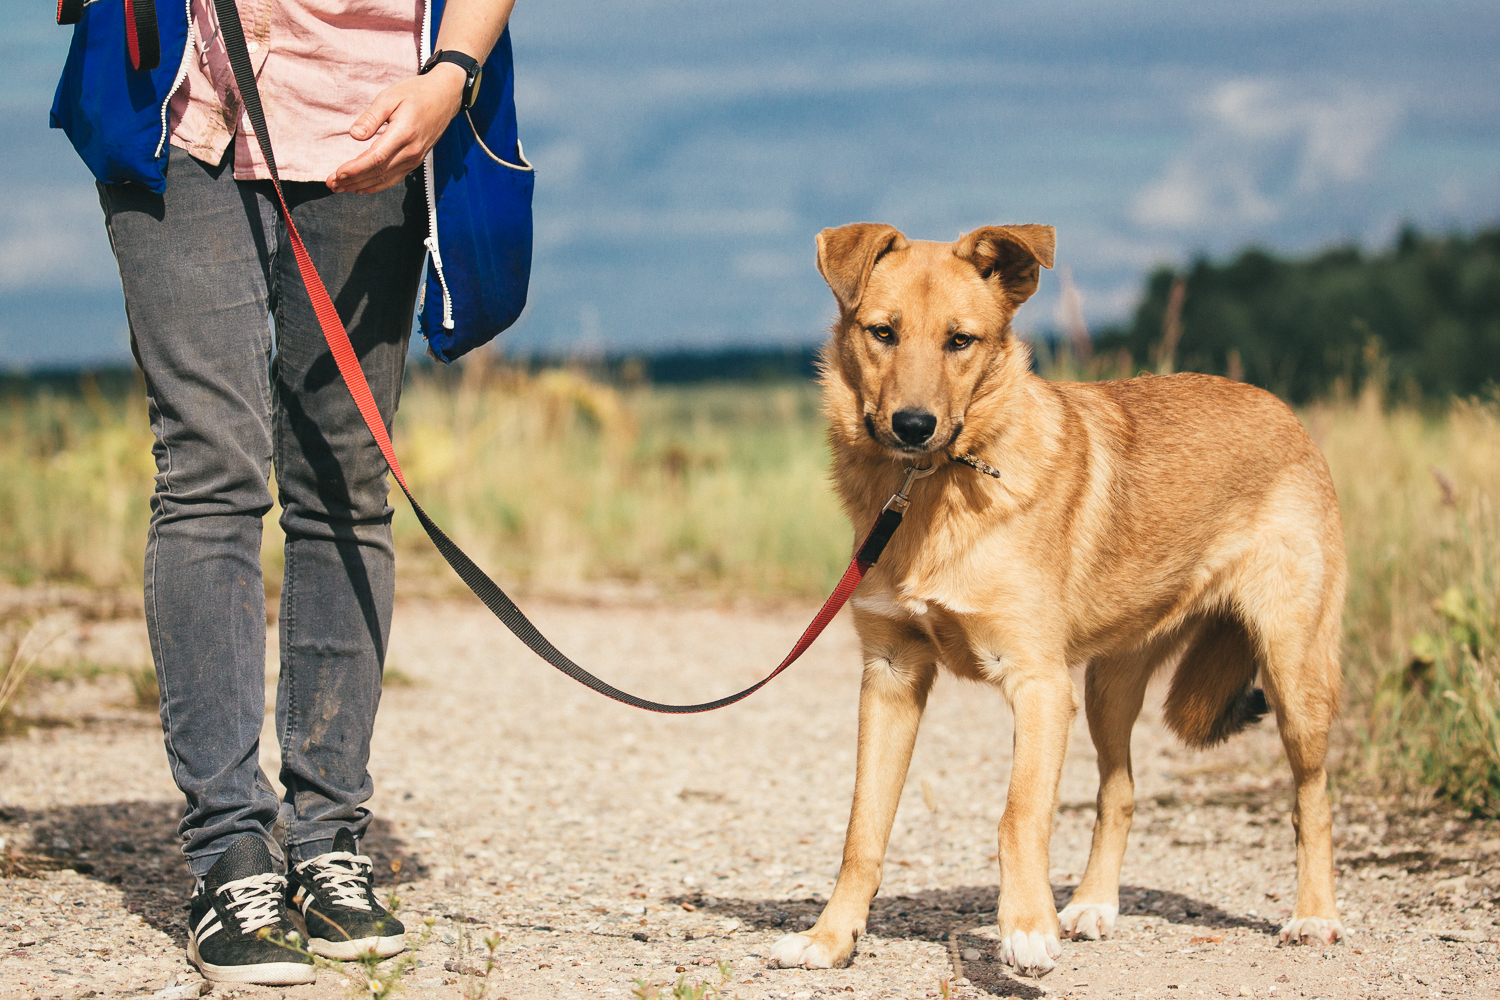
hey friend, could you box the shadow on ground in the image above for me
[667,881,1278,997]
[0,800,423,946]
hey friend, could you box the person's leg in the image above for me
[268,173,426,864]
[99,146,283,879]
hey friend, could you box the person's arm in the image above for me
[327,0,517,194]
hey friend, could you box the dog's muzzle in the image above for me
[891,408,937,447]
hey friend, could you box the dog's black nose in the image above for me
[891,409,938,446]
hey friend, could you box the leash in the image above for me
[209,0,929,713]
[58,0,160,71]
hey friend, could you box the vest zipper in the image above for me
[154,0,196,160]
[419,0,454,331]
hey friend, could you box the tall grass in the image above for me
[383,359,849,596]
[3,365,1499,810]
[0,376,154,588]
[0,364,851,600]
[1320,391,1500,812]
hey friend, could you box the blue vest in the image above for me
[50,0,533,362]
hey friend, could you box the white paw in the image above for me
[997,929,1061,978]
[1278,915,1343,947]
[1058,902,1118,940]
[768,932,844,969]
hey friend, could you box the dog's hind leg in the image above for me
[770,615,937,970]
[1059,640,1163,941]
[1240,510,1346,947]
[1258,607,1344,946]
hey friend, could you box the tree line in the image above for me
[1096,223,1500,402]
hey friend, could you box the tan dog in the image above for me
[768,223,1346,978]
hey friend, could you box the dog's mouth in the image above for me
[864,413,964,455]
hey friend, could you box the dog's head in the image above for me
[817,222,1054,458]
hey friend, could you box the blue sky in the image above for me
[4,0,1499,367]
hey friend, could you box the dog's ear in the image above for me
[953,225,1056,306]
[816,223,909,315]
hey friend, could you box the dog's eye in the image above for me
[948,333,974,351]
[867,325,896,343]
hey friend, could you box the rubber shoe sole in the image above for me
[188,937,316,985]
[308,933,407,960]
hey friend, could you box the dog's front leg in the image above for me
[995,665,1078,978]
[770,623,936,969]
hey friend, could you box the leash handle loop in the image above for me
[211,0,910,712]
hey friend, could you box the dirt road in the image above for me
[3,595,1499,999]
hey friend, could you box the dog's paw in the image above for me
[768,931,850,969]
[1278,915,1343,947]
[997,929,1061,978]
[1058,902,1117,940]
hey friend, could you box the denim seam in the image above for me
[281,532,298,827]
[149,394,185,805]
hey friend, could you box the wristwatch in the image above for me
[420,49,483,111]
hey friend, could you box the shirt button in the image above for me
[246,39,260,54]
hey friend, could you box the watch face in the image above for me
[469,67,483,109]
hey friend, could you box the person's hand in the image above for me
[326,63,467,194]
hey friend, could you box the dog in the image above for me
[768,222,1346,978]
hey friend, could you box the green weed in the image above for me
[631,960,732,999]
[129,665,159,710]
[1375,496,1500,814]
[0,617,68,731]
[262,894,432,1000]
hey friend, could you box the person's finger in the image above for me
[328,77,456,191]
[338,159,418,194]
[329,130,411,191]
[342,175,405,195]
[349,89,402,142]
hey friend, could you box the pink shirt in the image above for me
[169,0,423,183]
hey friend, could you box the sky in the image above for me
[3,0,1498,368]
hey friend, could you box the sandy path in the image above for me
[3,596,1499,999]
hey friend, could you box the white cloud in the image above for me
[1132,78,1403,231]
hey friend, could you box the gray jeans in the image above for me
[99,146,426,877]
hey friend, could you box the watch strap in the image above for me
[421,49,483,110]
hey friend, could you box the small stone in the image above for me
[149,984,209,999]
[1239,987,1253,998]
[632,931,649,942]
[961,948,981,962]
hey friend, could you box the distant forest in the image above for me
[6,225,1496,403]
[1096,223,1500,403]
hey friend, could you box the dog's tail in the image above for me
[1162,613,1270,748]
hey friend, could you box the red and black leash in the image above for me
[209,0,922,713]
[59,0,160,71]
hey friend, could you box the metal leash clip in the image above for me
[883,463,937,513]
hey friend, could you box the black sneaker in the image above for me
[187,836,315,985]
[287,828,406,960]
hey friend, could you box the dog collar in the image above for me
[950,453,1002,479]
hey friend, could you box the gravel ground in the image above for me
[3,593,1500,1000]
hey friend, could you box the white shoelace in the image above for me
[296,852,374,911]
[216,872,288,935]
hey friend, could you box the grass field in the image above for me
[1,362,1497,810]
